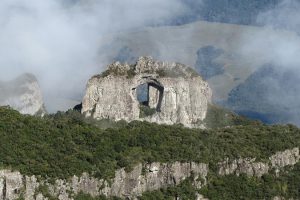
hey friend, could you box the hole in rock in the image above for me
[136,79,164,112]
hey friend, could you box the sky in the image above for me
[0,0,187,112]
[1,0,300,117]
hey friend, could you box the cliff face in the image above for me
[218,148,300,177]
[82,57,212,128]
[0,73,46,115]
[0,148,298,200]
[0,162,208,200]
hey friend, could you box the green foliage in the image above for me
[0,106,300,183]
[156,69,167,77]
[137,163,300,200]
[156,65,199,78]
[36,185,50,196]
[126,66,137,78]
[203,104,259,128]
[200,163,300,199]
[74,192,121,200]
[201,174,265,199]
[85,117,128,130]
[139,105,156,118]
[96,60,198,79]
[98,70,111,78]
[36,185,57,200]
[97,64,136,79]
[16,196,25,200]
[139,178,197,200]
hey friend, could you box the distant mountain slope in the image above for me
[226,65,300,124]
[173,0,280,26]
[98,20,297,102]
[97,20,300,125]
[64,0,280,26]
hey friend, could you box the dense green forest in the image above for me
[0,106,299,179]
[0,106,300,199]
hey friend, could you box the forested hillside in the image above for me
[0,106,300,200]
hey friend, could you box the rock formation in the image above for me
[218,158,269,177]
[0,148,298,200]
[98,19,300,126]
[0,162,208,200]
[82,57,212,128]
[0,73,46,115]
[218,148,300,177]
[269,147,300,169]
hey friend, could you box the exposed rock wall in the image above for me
[270,148,300,169]
[0,73,46,115]
[218,158,269,177]
[0,148,298,200]
[0,170,24,200]
[0,162,208,200]
[218,148,300,177]
[82,57,212,128]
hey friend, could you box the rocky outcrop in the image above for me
[196,193,209,200]
[272,196,296,200]
[218,148,300,177]
[0,170,24,200]
[269,148,300,169]
[82,57,212,128]
[0,162,208,200]
[218,158,269,177]
[0,148,298,200]
[0,73,46,115]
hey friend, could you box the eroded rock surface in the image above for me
[270,148,300,169]
[218,158,269,177]
[0,162,208,200]
[82,57,212,128]
[218,148,300,177]
[0,148,299,200]
[0,73,46,115]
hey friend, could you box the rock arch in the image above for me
[135,77,164,112]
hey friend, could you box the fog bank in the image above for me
[0,0,186,112]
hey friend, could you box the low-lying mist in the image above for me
[233,0,300,125]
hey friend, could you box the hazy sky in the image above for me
[236,0,300,124]
[1,0,300,115]
[0,0,187,111]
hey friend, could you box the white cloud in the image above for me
[0,0,186,111]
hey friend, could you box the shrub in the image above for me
[139,105,156,118]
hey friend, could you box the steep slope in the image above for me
[82,57,212,128]
[0,107,299,199]
[1,148,299,200]
[0,73,46,115]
